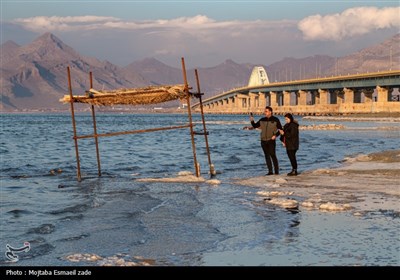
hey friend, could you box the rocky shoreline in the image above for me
[235,150,400,215]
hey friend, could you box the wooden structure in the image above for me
[61,58,215,181]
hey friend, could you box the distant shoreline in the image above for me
[302,113,400,122]
[0,108,188,115]
[2,110,400,119]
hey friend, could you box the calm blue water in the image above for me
[0,113,399,266]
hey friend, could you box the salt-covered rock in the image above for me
[275,178,287,184]
[65,253,103,262]
[65,253,154,266]
[178,171,193,176]
[65,254,80,262]
[355,155,372,162]
[319,202,352,211]
[206,179,221,185]
[89,254,102,261]
[257,191,293,197]
[266,198,299,209]
[312,169,331,174]
[301,201,314,208]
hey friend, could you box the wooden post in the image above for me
[195,69,215,176]
[67,66,81,181]
[181,57,199,177]
[89,72,102,176]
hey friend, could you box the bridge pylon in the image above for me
[248,66,269,87]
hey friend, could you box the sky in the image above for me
[1,0,399,68]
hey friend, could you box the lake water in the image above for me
[0,113,399,266]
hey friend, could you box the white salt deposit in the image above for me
[206,179,221,185]
[301,201,314,208]
[136,171,206,183]
[275,178,288,184]
[266,198,299,209]
[178,171,194,176]
[263,183,281,188]
[137,175,205,183]
[64,253,153,266]
[136,170,222,185]
[319,202,352,211]
[257,191,294,197]
[65,253,102,262]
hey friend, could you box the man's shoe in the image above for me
[275,171,279,175]
[266,172,274,176]
[287,169,298,176]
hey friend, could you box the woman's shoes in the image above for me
[287,169,298,176]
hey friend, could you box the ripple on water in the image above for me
[27,223,56,234]
[6,209,34,218]
[49,203,90,215]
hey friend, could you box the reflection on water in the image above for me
[0,113,399,265]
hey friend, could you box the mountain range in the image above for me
[1,32,399,111]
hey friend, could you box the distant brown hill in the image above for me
[0,33,147,111]
[1,32,399,111]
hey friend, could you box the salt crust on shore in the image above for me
[135,171,221,185]
[236,150,400,213]
[302,116,400,122]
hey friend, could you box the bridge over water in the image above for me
[193,69,400,115]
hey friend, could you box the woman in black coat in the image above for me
[279,113,299,176]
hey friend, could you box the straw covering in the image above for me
[60,84,187,106]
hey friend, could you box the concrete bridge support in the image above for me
[377,86,393,102]
[249,92,259,112]
[228,97,235,111]
[344,88,354,104]
[242,97,248,110]
[283,91,291,106]
[236,94,249,111]
[259,92,267,110]
[318,89,329,105]
[298,90,307,106]
[269,92,279,107]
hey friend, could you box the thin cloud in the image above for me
[298,6,400,41]
[11,14,293,33]
[12,16,120,32]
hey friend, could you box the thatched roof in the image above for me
[60,85,188,106]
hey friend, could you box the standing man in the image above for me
[250,106,282,175]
